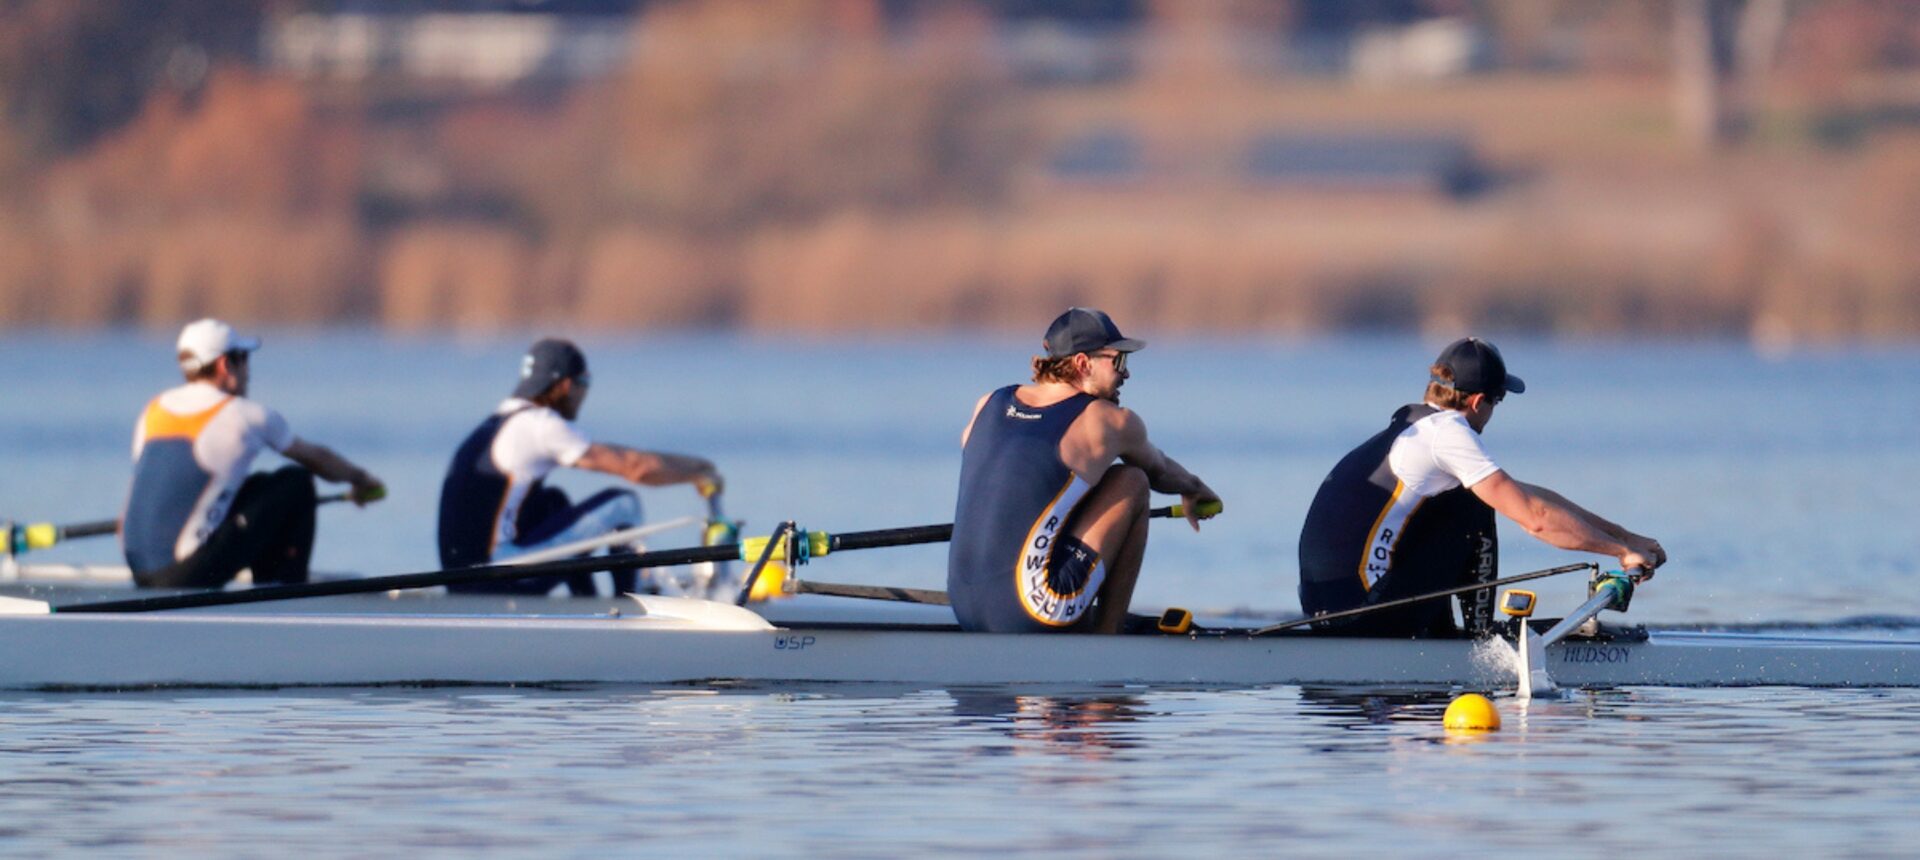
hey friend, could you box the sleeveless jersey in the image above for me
[947,385,1098,632]
[1298,403,1501,627]
[437,400,591,568]
[122,383,293,572]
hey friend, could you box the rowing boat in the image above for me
[0,593,1914,690]
[6,512,1915,691]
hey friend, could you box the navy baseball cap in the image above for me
[1432,337,1525,397]
[512,338,590,399]
[1043,308,1146,358]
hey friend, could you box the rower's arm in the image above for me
[577,443,722,494]
[1521,482,1628,541]
[1068,405,1220,530]
[282,438,385,505]
[1472,471,1659,567]
[1520,480,1666,568]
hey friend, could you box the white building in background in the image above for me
[266,13,633,86]
[1351,18,1488,84]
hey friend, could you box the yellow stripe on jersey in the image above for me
[140,396,234,441]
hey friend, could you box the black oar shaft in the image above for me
[828,525,951,553]
[58,520,119,540]
[822,505,1193,554]
[1253,562,1597,636]
[53,543,744,614]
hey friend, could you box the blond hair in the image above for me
[1031,355,1082,384]
[1424,364,1475,410]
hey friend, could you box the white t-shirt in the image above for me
[1386,406,1502,496]
[130,382,295,560]
[1360,405,1501,588]
[488,398,593,546]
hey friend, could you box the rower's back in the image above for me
[947,385,1096,633]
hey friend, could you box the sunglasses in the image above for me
[1091,351,1128,372]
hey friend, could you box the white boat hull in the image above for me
[2,608,1915,690]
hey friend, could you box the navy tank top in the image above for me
[1298,403,1501,634]
[1298,404,1452,615]
[437,407,531,569]
[947,385,1096,632]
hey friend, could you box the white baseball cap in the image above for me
[176,318,261,373]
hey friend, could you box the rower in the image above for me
[122,319,386,588]
[1297,337,1666,637]
[948,308,1221,634]
[436,338,723,596]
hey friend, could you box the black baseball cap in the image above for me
[1043,308,1146,358]
[1432,337,1525,397]
[512,338,590,399]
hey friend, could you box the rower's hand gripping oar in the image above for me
[3,489,382,557]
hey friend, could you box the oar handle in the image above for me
[5,519,118,554]
[319,486,386,505]
[1155,500,1223,521]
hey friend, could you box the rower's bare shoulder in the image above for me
[1078,399,1144,437]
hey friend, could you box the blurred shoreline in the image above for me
[3,2,1917,345]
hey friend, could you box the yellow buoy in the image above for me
[1443,693,1501,731]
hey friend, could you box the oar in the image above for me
[4,490,377,556]
[1250,562,1599,636]
[778,500,1223,606]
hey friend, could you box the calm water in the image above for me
[2,330,1918,855]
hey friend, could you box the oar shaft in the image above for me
[1253,563,1597,636]
[11,494,363,555]
[55,520,119,541]
[828,525,951,552]
[53,542,744,614]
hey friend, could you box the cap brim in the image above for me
[1504,374,1525,394]
[231,335,261,352]
[1109,337,1146,353]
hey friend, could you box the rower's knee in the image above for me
[581,488,642,529]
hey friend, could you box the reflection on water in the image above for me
[949,689,1150,762]
[1295,685,1453,728]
